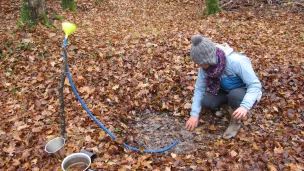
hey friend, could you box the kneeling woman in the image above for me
[186,34,262,139]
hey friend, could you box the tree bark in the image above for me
[21,0,46,26]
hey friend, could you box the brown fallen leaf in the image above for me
[22,149,31,159]
[112,85,120,90]
[32,126,43,133]
[252,142,259,150]
[13,132,23,141]
[87,66,93,72]
[274,146,284,154]
[45,129,53,135]
[17,124,29,131]
[31,158,38,165]
[0,129,6,135]
[3,142,16,156]
[12,159,21,166]
[230,150,238,157]
[173,158,183,167]
[287,163,304,171]
[184,103,192,109]
[267,162,277,171]
[48,33,56,38]
[155,117,162,121]
[85,135,92,142]
[209,125,216,131]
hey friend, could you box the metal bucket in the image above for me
[44,137,66,159]
[61,153,91,171]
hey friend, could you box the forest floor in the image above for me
[0,0,303,170]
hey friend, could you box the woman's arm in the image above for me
[190,68,207,118]
[233,55,262,110]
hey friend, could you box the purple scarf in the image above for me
[203,48,226,95]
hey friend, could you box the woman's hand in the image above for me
[232,106,248,119]
[186,116,199,131]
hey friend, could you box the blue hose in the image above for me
[63,38,178,153]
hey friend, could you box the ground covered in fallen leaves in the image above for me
[127,110,197,154]
[0,0,304,170]
[127,109,230,155]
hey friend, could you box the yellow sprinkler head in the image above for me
[62,22,77,38]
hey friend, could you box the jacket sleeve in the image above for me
[190,68,207,118]
[233,56,262,110]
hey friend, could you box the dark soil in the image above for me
[126,109,231,154]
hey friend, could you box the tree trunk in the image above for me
[62,0,77,12]
[21,0,46,26]
[206,0,221,15]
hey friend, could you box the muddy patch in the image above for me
[126,110,230,154]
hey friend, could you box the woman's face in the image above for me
[195,63,210,69]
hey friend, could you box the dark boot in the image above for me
[223,108,241,140]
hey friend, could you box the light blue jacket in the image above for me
[190,45,262,118]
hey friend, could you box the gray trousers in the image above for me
[201,88,246,111]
